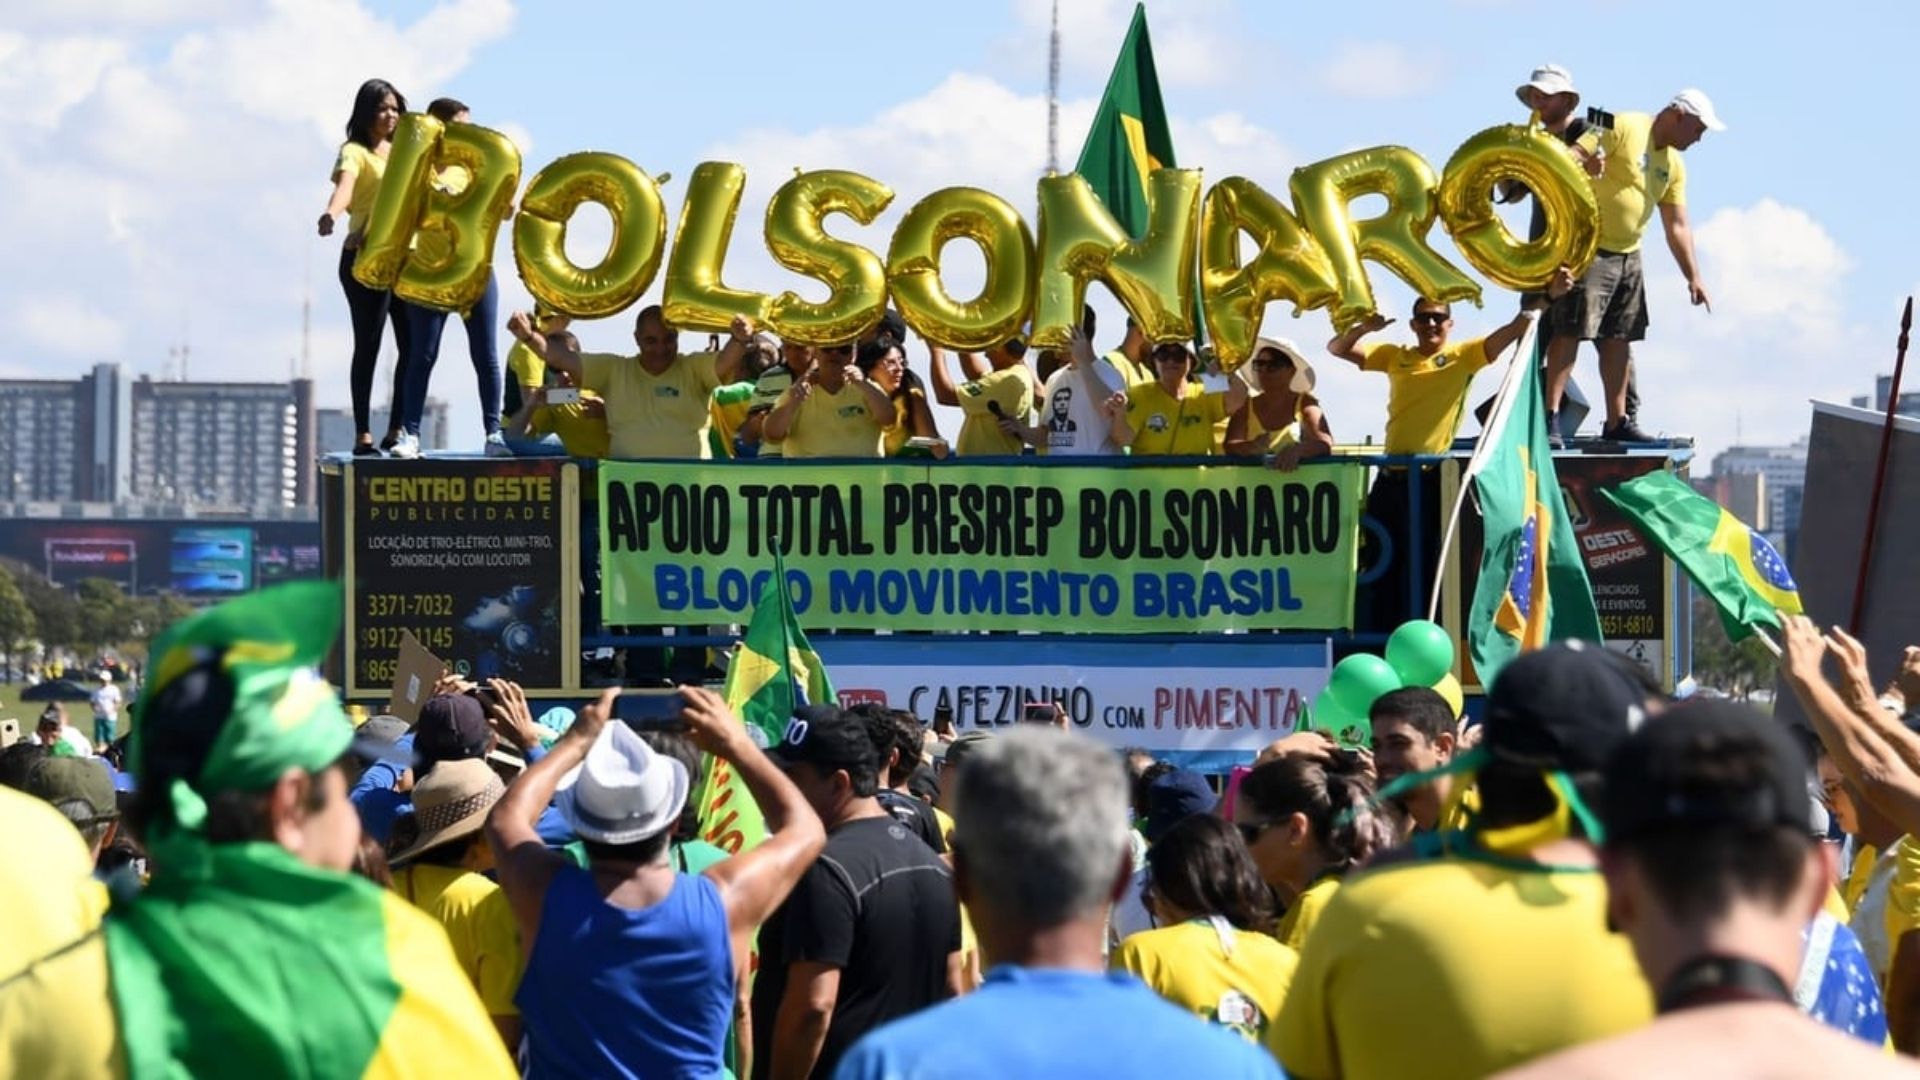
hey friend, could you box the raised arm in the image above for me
[762,380,810,444]
[958,351,991,381]
[843,363,897,423]
[1780,616,1920,834]
[1327,313,1391,367]
[508,311,582,380]
[486,686,619,953]
[683,686,826,934]
[716,314,753,384]
[318,167,355,237]
[927,338,961,407]
[1659,202,1711,312]
[1481,311,1536,363]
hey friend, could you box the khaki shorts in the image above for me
[1546,249,1648,343]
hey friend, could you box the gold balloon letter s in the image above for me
[764,170,896,346]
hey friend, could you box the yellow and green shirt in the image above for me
[579,350,724,459]
[1361,338,1493,455]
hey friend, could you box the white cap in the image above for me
[1251,337,1317,395]
[556,723,690,845]
[1514,64,1578,107]
[1668,88,1726,132]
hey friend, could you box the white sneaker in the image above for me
[390,432,421,459]
[484,431,512,458]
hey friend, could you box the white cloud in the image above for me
[13,293,130,360]
[1005,0,1260,90]
[1320,41,1442,100]
[5,0,250,31]
[0,33,130,133]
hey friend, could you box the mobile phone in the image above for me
[932,704,954,737]
[546,387,580,405]
[1584,106,1616,132]
[1021,702,1056,724]
[612,689,689,731]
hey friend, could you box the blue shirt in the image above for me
[520,865,735,1079]
[833,966,1283,1080]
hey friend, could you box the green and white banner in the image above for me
[599,461,1363,633]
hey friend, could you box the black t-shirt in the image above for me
[876,788,947,854]
[750,814,961,1080]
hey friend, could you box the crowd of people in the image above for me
[9,577,1920,1078]
[318,65,1721,465]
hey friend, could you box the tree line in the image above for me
[0,559,195,680]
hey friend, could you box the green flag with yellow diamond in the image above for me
[1076,2,1177,237]
[697,554,835,855]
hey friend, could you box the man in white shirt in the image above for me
[1004,329,1128,456]
[37,705,95,757]
[90,672,123,747]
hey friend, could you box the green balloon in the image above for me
[1386,620,1457,687]
[1327,653,1403,718]
[1309,689,1370,750]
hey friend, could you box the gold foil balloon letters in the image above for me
[764,170,896,346]
[886,187,1036,351]
[512,152,666,320]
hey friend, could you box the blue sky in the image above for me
[5,0,1913,468]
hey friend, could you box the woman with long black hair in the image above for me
[1111,814,1298,1051]
[318,78,413,455]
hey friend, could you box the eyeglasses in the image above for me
[1236,821,1273,846]
[1412,312,1449,326]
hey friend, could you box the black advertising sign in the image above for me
[347,459,574,694]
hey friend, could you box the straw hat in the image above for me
[389,757,505,865]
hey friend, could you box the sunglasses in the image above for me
[1153,349,1189,363]
[822,345,854,356]
[1251,357,1294,370]
[1413,312,1449,326]
[1236,821,1273,846]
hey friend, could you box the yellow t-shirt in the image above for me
[1888,839,1920,962]
[1113,919,1299,1047]
[1106,348,1154,387]
[1361,338,1493,455]
[1585,111,1688,254]
[332,141,387,240]
[1273,856,1651,1080]
[883,390,924,456]
[0,787,122,1079]
[1124,380,1230,456]
[778,381,887,458]
[1845,843,1881,914]
[580,350,723,459]
[1241,395,1314,454]
[935,805,981,988]
[392,863,524,1019]
[528,393,610,458]
[506,341,546,395]
[955,364,1037,456]
[1276,874,1340,951]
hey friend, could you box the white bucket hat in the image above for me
[556,723,690,845]
[1514,64,1578,107]
[1252,337,1316,395]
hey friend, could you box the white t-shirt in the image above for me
[1038,359,1128,456]
[54,725,94,757]
[90,684,121,720]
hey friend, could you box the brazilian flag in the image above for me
[697,555,835,854]
[1075,3,1177,239]
[1602,470,1803,641]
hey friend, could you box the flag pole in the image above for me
[1849,296,1914,634]
[1427,314,1541,621]
[772,531,798,718]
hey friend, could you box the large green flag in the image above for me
[1075,3,1176,238]
[1601,470,1803,641]
[1467,325,1603,683]
[697,558,835,855]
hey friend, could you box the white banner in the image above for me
[812,638,1332,757]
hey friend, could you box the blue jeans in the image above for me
[340,246,415,437]
[504,433,569,458]
[400,273,501,436]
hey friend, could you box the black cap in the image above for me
[414,693,491,769]
[1483,641,1648,773]
[1144,768,1215,843]
[1601,700,1812,844]
[769,704,875,775]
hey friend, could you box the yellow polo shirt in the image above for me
[1114,920,1298,1048]
[332,142,387,240]
[1845,843,1880,913]
[778,381,887,458]
[1106,348,1154,387]
[1124,381,1230,456]
[955,365,1036,456]
[1276,875,1340,951]
[579,350,723,459]
[1273,854,1651,1080]
[1584,111,1687,254]
[506,342,545,395]
[1361,338,1493,455]
[527,393,610,458]
[392,863,524,1020]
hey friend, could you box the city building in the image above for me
[1849,374,1920,419]
[0,365,314,510]
[1711,439,1808,559]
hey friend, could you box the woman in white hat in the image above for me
[387,756,523,1051]
[1225,338,1333,472]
